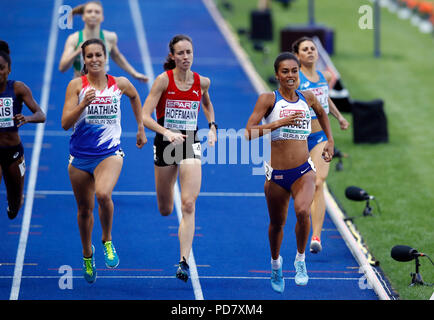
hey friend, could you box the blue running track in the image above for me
[0,0,378,301]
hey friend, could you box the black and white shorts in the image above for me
[0,142,24,169]
[153,130,201,167]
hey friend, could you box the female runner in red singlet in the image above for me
[142,34,217,282]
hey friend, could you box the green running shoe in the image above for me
[83,245,96,284]
[102,240,119,268]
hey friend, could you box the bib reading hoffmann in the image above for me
[164,99,199,131]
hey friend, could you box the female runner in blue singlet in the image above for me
[292,37,349,254]
[245,52,334,293]
[0,40,46,219]
[61,38,146,283]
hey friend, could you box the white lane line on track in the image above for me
[1,275,362,281]
[9,0,62,301]
[33,190,264,197]
[128,0,204,300]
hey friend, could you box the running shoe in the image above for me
[83,245,96,284]
[7,206,18,220]
[310,236,322,254]
[294,260,309,286]
[270,257,285,293]
[176,257,189,282]
[102,240,119,268]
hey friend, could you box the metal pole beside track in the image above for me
[374,0,381,58]
[309,0,315,25]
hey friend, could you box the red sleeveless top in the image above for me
[156,69,201,131]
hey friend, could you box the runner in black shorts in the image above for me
[153,117,201,167]
[0,40,46,219]
[142,34,217,282]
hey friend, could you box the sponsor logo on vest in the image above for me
[0,98,13,107]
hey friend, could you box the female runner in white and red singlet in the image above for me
[142,34,217,282]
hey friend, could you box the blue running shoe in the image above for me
[294,260,309,286]
[270,257,285,293]
[102,240,119,268]
[83,245,96,284]
[176,257,189,282]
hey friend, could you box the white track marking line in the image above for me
[9,0,62,300]
[33,190,264,197]
[1,275,362,281]
[129,0,203,300]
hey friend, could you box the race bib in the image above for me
[164,99,199,131]
[0,97,14,128]
[192,142,201,157]
[308,156,316,173]
[85,95,120,126]
[309,85,329,117]
[264,161,273,181]
[278,109,311,141]
[18,160,26,177]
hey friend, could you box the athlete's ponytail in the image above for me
[0,40,11,68]
[72,1,103,16]
[163,34,193,71]
[163,56,176,71]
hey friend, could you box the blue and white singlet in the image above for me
[298,70,329,120]
[70,74,122,158]
[263,89,311,141]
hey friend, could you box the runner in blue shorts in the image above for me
[61,38,146,283]
[245,52,334,293]
[293,37,349,254]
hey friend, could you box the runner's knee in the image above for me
[95,190,112,206]
[294,203,310,222]
[158,202,173,216]
[77,206,93,218]
[181,198,195,215]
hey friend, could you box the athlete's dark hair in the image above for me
[291,36,315,54]
[163,34,193,71]
[80,38,107,75]
[274,52,300,73]
[0,40,11,68]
